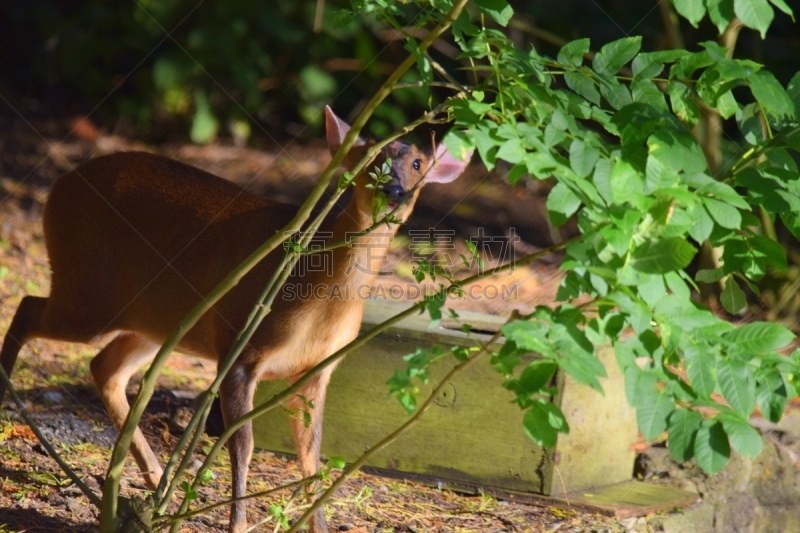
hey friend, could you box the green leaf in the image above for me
[694,420,730,473]
[722,322,795,353]
[684,345,717,397]
[630,238,697,274]
[702,197,741,229]
[720,276,747,314]
[190,90,219,144]
[565,71,601,105]
[502,321,549,354]
[756,368,788,423]
[547,182,582,227]
[523,402,559,447]
[748,70,796,119]
[717,357,756,416]
[689,203,714,242]
[718,413,763,458]
[708,0,736,34]
[518,362,558,394]
[609,159,644,204]
[598,75,632,110]
[299,65,337,101]
[637,387,675,441]
[638,274,667,307]
[673,0,708,26]
[199,468,213,483]
[443,129,476,163]
[696,267,726,283]
[553,347,606,393]
[497,138,525,164]
[750,234,788,271]
[328,456,346,469]
[569,139,600,179]
[734,0,775,38]
[768,0,794,19]
[474,0,514,26]
[632,79,668,109]
[593,158,613,205]
[471,125,501,170]
[667,409,703,461]
[668,82,701,127]
[558,38,591,67]
[649,130,706,174]
[788,72,800,119]
[592,37,642,75]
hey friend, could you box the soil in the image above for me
[0,113,620,532]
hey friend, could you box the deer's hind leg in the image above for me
[0,296,50,403]
[90,332,163,489]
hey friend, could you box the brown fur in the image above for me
[0,108,471,532]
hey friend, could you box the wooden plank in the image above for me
[564,480,699,518]
[253,301,550,492]
[252,300,639,497]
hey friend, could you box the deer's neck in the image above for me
[326,195,401,290]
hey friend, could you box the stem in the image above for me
[728,125,800,179]
[153,390,215,510]
[153,477,313,525]
[170,238,569,526]
[157,97,458,518]
[394,81,462,91]
[100,130,360,531]
[286,323,509,533]
[426,52,467,92]
[658,0,684,50]
[0,366,102,508]
[147,2,470,527]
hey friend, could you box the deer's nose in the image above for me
[384,183,406,202]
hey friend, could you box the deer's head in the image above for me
[325,107,473,224]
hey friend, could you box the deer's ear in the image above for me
[426,143,473,184]
[325,106,365,156]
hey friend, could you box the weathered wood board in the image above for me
[252,300,638,497]
[564,480,700,518]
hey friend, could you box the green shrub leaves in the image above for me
[396,0,798,475]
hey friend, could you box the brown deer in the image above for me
[0,107,472,532]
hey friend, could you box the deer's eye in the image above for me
[412,159,421,171]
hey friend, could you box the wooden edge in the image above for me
[361,468,699,519]
[563,480,700,519]
[359,468,698,519]
[359,466,612,516]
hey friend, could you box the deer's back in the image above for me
[42,152,298,358]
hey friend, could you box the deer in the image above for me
[0,106,472,533]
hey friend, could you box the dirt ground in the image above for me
[0,113,622,532]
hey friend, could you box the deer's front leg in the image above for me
[288,366,334,533]
[220,364,258,533]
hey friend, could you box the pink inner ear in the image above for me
[427,144,473,183]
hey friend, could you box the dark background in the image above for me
[2,1,798,143]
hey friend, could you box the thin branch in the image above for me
[658,0,684,50]
[313,0,325,33]
[394,81,463,90]
[426,52,467,92]
[153,477,313,524]
[0,366,102,507]
[508,18,634,78]
[159,94,467,516]
[175,236,571,523]
[286,320,511,533]
[149,1,472,527]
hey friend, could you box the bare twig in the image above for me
[0,366,102,507]
[286,319,511,533]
